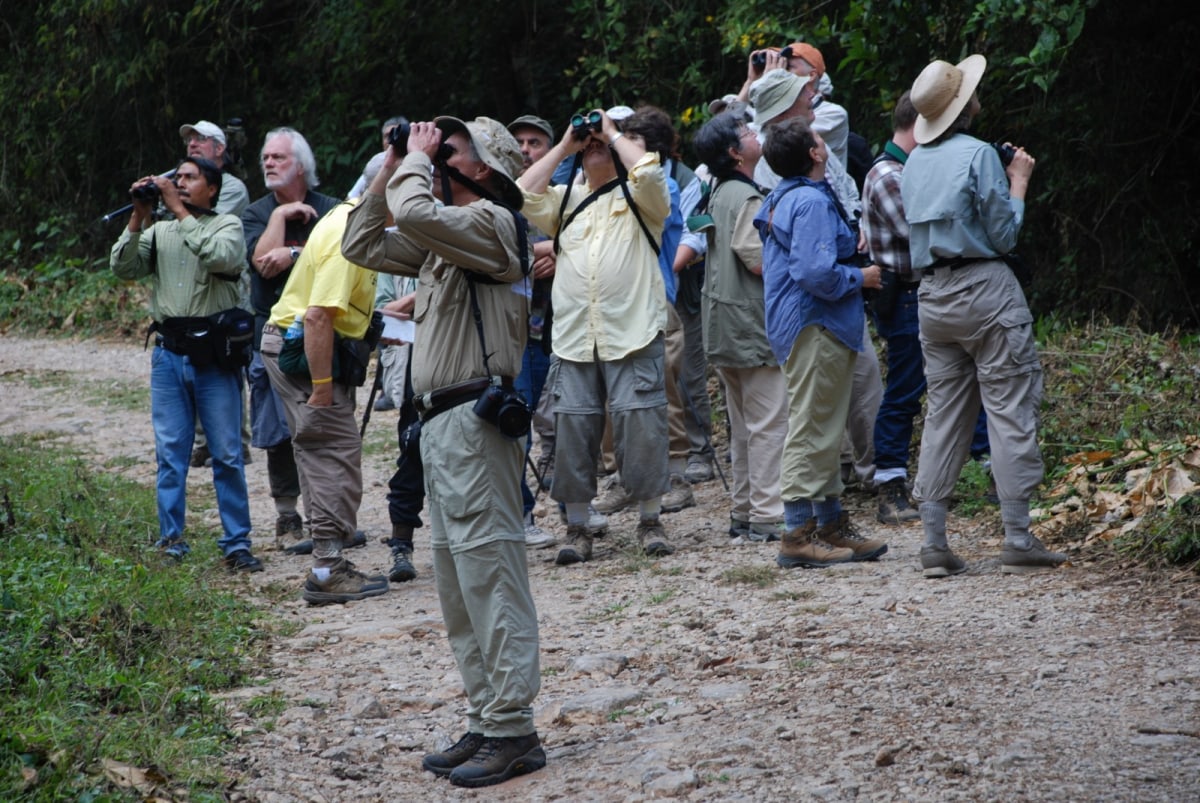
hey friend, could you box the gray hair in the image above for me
[262,127,320,189]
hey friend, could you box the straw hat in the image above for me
[911,54,986,144]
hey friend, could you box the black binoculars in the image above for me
[387,122,455,162]
[751,45,794,71]
[570,110,602,140]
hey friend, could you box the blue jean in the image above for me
[873,286,989,480]
[150,346,252,555]
[514,340,551,516]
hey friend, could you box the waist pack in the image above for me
[278,311,384,387]
[155,307,252,372]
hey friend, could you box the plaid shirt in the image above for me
[861,154,913,278]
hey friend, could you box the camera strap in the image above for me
[551,149,661,257]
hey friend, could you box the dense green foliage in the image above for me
[0,0,1196,329]
[0,437,266,800]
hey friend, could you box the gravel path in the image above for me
[2,334,1198,802]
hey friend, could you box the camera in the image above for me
[129,180,161,202]
[473,383,531,439]
[570,110,602,141]
[387,121,456,161]
[993,141,1016,167]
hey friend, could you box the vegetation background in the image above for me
[1,0,1197,330]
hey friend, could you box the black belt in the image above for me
[925,256,994,272]
[413,376,514,423]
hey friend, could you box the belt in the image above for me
[413,376,514,423]
[924,256,994,273]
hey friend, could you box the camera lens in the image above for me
[587,111,602,126]
[570,113,585,129]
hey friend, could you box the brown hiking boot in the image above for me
[302,559,389,605]
[636,516,675,557]
[776,520,855,568]
[593,473,634,514]
[1000,536,1067,574]
[555,524,593,565]
[448,733,547,788]
[661,473,696,513]
[819,513,888,561]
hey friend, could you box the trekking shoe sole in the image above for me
[303,586,389,605]
[1001,562,1063,575]
[923,563,967,578]
[448,747,547,789]
[643,541,675,557]
[850,544,889,562]
[775,554,853,569]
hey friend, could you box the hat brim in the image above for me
[913,54,987,144]
[435,116,524,211]
[754,72,812,127]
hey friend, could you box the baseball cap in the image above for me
[507,115,554,141]
[179,120,226,146]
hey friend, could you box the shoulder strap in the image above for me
[613,156,661,257]
[553,177,620,254]
[765,183,803,234]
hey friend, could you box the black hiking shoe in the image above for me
[223,549,264,573]
[448,733,547,788]
[422,731,485,777]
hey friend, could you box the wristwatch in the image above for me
[289,246,300,262]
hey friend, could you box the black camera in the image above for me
[129,180,161,202]
[570,110,602,141]
[993,141,1017,167]
[473,383,531,439]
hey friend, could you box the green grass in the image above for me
[0,435,268,800]
[718,564,778,588]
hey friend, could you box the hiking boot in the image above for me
[920,543,967,578]
[747,522,783,543]
[877,478,920,524]
[1000,537,1067,575]
[448,733,547,788]
[284,529,368,556]
[729,517,751,541]
[819,513,888,561]
[775,520,855,569]
[524,514,557,549]
[661,473,695,513]
[223,549,264,573]
[302,559,389,605]
[555,524,592,565]
[684,458,714,484]
[384,529,418,582]
[373,394,395,412]
[189,445,211,468]
[637,517,675,557]
[156,536,191,562]
[422,731,485,777]
[593,474,633,514]
[274,512,304,550]
[535,450,555,491]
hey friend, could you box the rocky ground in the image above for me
[2,335,1198,802]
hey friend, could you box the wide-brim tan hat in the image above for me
[911,54,987,144]
[435,116,525,210]
[750,69,814,127]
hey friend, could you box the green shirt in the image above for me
[110,212,246,321]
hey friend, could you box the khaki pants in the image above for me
[421,403,539,736]
[261,331,362,559]
[780,326,857,502]
[717,364,787,524]
[913,261,1044,503]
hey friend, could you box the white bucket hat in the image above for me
[911,54,987,144]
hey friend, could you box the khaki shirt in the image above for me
[340,153,528,395]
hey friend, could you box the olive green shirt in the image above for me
[110,212,246,321]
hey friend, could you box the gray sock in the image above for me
[1000,500,1032,549]
[919,500,949,548]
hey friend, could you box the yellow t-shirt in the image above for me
[269,200,378,339]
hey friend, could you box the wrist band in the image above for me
[609,132,624,145]
[311,376,333,385]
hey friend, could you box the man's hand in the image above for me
[254,247,298,279]
[406,121,443,160]
[531,240,556,279]
[861,264,883,290]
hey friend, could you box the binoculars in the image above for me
[751,45,795,70]
[387,122,455,162]
[570,111,602,140]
